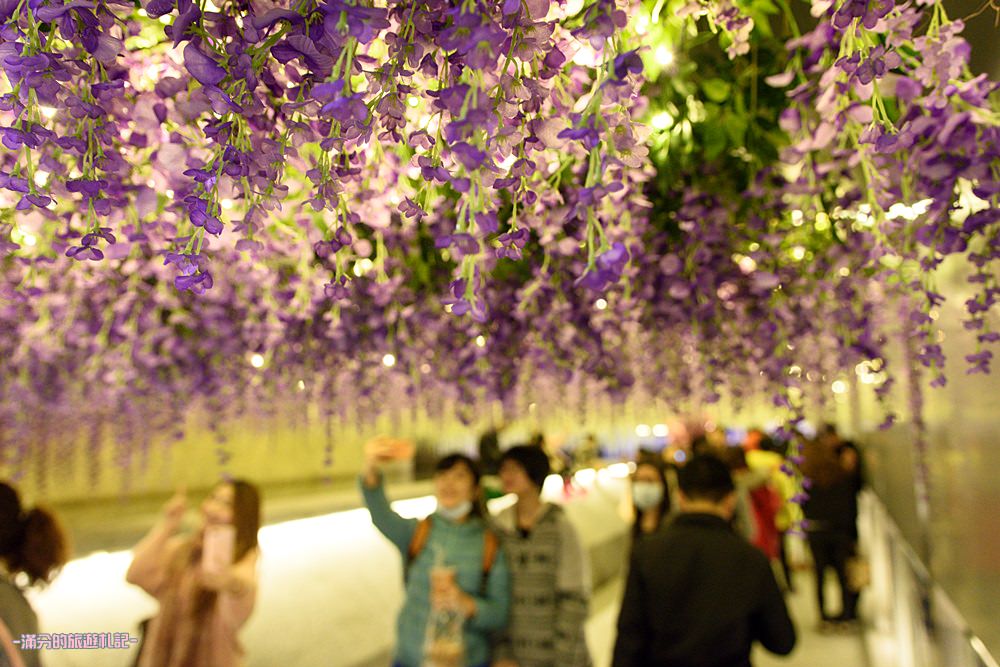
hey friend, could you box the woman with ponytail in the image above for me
[126,480,261,667]
[0,481,70,667]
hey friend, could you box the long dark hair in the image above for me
[191,479,261,613]
[0,481,69,586]
[231,480,261,562]
[800,440,847,489]
[631,459,671,543]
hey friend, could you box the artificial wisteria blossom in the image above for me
[0,0,998,489]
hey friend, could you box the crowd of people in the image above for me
[0,423,865,667]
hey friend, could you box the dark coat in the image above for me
[612,513,796,667]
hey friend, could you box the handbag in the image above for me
[846,555,871,592]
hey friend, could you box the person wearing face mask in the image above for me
[125,480,261,667]
[361,438,511,667]
[630,459,672,546]
[491,445,592,667]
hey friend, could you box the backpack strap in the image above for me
[405,517,433,581]
[479,528,499,596]
[406,516,500,596]
[0,616,27,667]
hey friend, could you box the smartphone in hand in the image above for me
[202,524,236,575]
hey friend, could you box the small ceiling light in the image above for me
[651,111,673,130]
[655,45,674,66]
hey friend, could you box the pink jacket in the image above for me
[126,524,258,667]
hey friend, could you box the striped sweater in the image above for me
[491,503,592,667]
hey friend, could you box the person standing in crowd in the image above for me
[717,446,767,546]
[801,435,863,629]
[492,445,591,667]
[126,480,261,667]
[0,482,70,667]
[612,455,795,667]
[360,439,510,667]
[630,456,672,546]
[746,435,798,592]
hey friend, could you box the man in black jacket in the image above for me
[612,454,796,667]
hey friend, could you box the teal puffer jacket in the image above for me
[360,478,511,667]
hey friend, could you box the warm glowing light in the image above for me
[635,424,652,438]
[607,462,631,478]
[250,353,265,368]
[651,111,673,130]
[382,353,396,367]
[652,424,669,437]
[790,246,806,261]
[573,468,596,487]
[594,298,608,310]
[831,380,848,394]
[839,267,851,277]
[654,45,674,66]
[887,199,932,221]
[737,255,757,274]
[11,228,37,247]
[419,363,431,374]
[475,335,486,347]
[407,96,420,107]
[791,210,804,226]
[297,380,306,391]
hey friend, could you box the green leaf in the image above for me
[702,78,731,103]
[702,123,728,159]
[724,113,748,145]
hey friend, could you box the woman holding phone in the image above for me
[126,480,261,667]
[360,437,511,667]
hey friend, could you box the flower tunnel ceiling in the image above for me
[0,0,998,460]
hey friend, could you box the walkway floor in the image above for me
[586,571,869,667]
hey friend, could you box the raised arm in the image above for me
[359,438,418,553]
[125,490,187,597]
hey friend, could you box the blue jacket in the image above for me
[361,478,511,667]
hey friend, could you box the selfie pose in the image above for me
[360,438,510,667]
[126,480,261,667]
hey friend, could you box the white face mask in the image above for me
[437,500,473,521]
[633,481,665,511]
